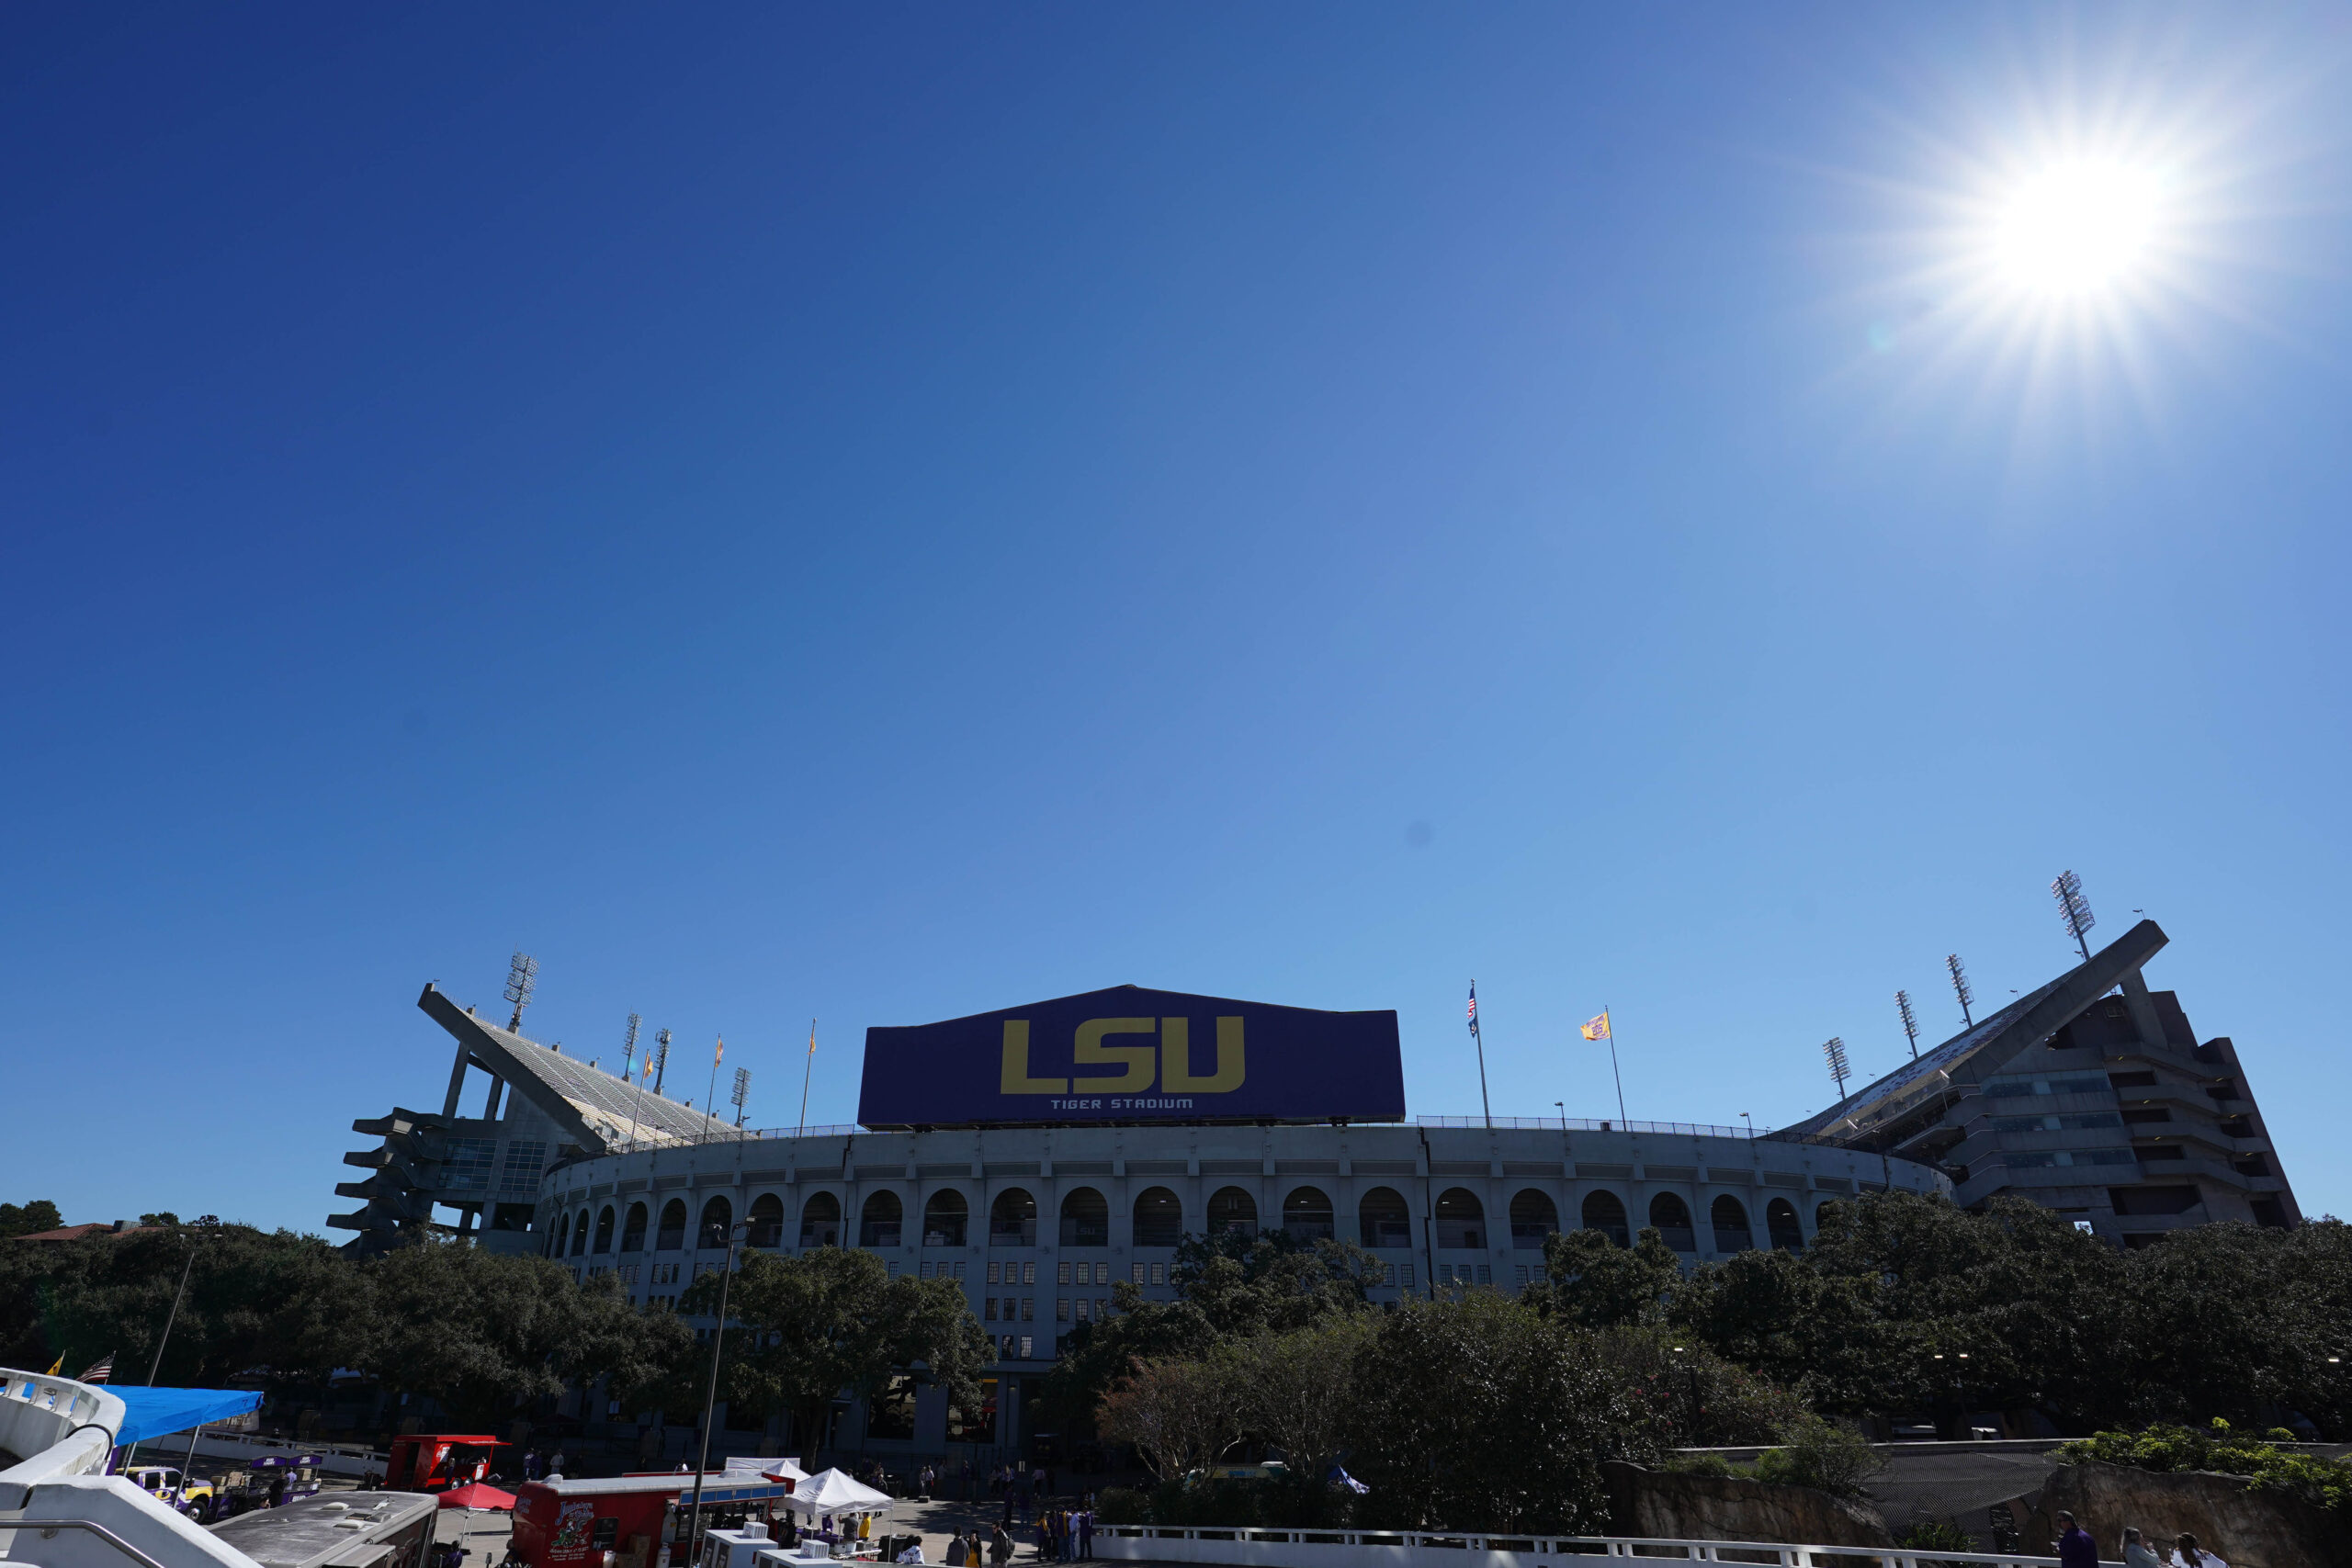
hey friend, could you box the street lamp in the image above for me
[685,1221,751,1559]
[122,1231,202,1471]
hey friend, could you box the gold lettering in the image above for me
[1000,1020,1068,1095]
[1074,1018,1157,1092]
[1159,1016,1245,1094]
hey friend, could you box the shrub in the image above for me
[2057,1422,2352,1514]
[1749,1416,1884,1500]
[1897,1518,1978,1568]
[1661,1452,1733,1478]
[1094,1488,1147,1526]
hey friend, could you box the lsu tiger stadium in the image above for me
[328,917,2301,1458]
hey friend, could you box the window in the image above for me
[947,1378,998,1444]
[444,1138,497,1191]
[860,1191,902,1248]
[2120,1108,2173,1124]
[571,1209,591,1258]
[1580,1190,1630,1247]
[1059,1188,1109,1247]
[1765,1198,1804,1252]
[866,1375,917,1442]
[1092,1261,1109,1285]
[798,1193,841,1248]
[1095,1298,1107,1319]
[1710,1196,1753,1254]
[1396,1264,1414,1289]
[1281,1187,1334,1242]
[988,1261,1001,1284]
[1057,1261,1072,1286]
[1433,1189,1484,1249]
[1359,1186,1412,1248]
[620,1202,649,1253]
[593,1206,616,1254]
[657,1199,688,1251]
[1075,1298,1091,1321]
[1206,1187,1258,1236]
[1132,1262,1146,1283]
[1022,1298,1035,1321]
[1056,1299,1070,1322]
[985,1298,998,1321]
[1020,1336,1033,1359]
[1514,1265,1530,1286]
[923,1190,968,1247]
[990,1189,1037,1247]
[1649,1193,1695,1251]
[1132,1188,1182,1247]
[1509,1190,1559,1249]
[1149,1262,1165,1285]
[919,1261,933,1278]
[499,1141,547,1197]
[747,1194,785,1248]
[1023,1260,1037,1285]
[953,1261,967,1280]
[1476,1264,1491,1284]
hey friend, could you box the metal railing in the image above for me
[1092,1523,2097,1567]
[1415,1115,1756,1138]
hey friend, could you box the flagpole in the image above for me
[703,1037,721,1138]
[797,1020,815,1139]
[1604,1006,1628,1125]
[1470,981,1492,1130]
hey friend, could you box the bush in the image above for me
[1094,1489,1147,1526]
[1660,1452,1733,1479]
[1749,1416,1884,1500]
[1897,1519,1978,1568]
[2057,1422,2352,1514]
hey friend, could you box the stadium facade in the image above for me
[330,918,2299,1456]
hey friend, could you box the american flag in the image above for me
[79,1354,113,1383]
[1465,982,1480,1039]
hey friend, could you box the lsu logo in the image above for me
[1000,1016,1245,1096]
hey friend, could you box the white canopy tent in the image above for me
[727,1456,812,1484]
[777,1468,893,1518]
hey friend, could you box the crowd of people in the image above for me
[2053,1510,2232,1568]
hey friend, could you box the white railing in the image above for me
[1092,1524,2105,1568]
[0,1366,128,1487]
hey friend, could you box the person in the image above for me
[989,1526,1011,1567]
[894,1543,924,1565]
[2054,1511,2098,1568]
[2122,1528,2164,1568]
[967,1529,984,1566]
[2171,1533,2227,1568]
[946,1532,968,1566]
[1075,1511,1091,1563]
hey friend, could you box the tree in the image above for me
[1238,1316,1378,1492]
[680,1247,993,1455]
[1098,1347,1250,1481]
[1,1201,64,1238]
[1530,1225,1683,1327]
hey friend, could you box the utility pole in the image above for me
[122,1235,199,1469]
[684,1223,747,1559]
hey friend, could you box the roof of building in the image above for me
[419,985,720,1152]
[6,1222,147,1243]
[1775,918,2170,1145]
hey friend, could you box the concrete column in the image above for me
[442,1046,471,1117]
[2118,969,2171,1055]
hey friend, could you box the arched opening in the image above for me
[1132,1188,1182,1247]
[620,1201,648,1253]
[1281,1187,1334,1242]
[554,1213,571,1256]
[1434,1188,1485,1249]
[592,1205,616,1255]
[1580,1190,1629,1247]
[1206,1187,1258,1236]
[747,1194,785,1248]
[861,1190,903,1248]
[698,1196,733,1250]
[1648,1193,1695,1252]
[569,1210,590,1258]
[1766,1197,1804,1252]
[923,1190,968,1247]
[1060,1188,1109,1247]
[1359,1187,1411,1248]
[1509,1190,1559,1248]
[1711,1195,1754,1254]
[656,1199,687,1251]
[799,1191,842,1248]
[990,1189,1037,1247]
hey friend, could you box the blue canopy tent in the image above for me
[112,1386,264,1447]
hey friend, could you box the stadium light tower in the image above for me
[620,1013,641,1079]
[2052,869,2096,962]
[730,1066,752,1134]
[1947,953,1974,1027]
[653,1028,672,1095]
[1823,1036,1852,1103]
[1895,990,1920,1061]
[503,952,539,1032]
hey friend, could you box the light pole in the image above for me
[685,1222,749,1562]
[122,1234,200,1470]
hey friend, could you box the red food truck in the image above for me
[511,1472,797,1568]
[386,1434,507,1494]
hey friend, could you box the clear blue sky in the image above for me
[6,6,2348,1233]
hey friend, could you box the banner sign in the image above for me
[858,985,1405,1128]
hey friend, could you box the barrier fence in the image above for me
[1091,1523,2100,1568]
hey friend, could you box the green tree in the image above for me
[679,1247,993,1456]
[1530,1225,1683,1327]
[0,1201,64,1238]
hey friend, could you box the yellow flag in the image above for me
[1580,1010,1611,1041]
[45,1354,63,1375]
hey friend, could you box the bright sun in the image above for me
[1993,161,2164,294]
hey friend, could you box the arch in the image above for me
[1358,1186,1411,1249]
[592,1205,616,1255]
[1766,1197,1804,1252]
[747,1194,785,1249]
[1509,1189,1559,1248]
[1281,1186,1334,1242]
[1710,1195,1754,1254]
[698,1195,733,1250]
[923,1190,968,1247]
[570,1209,590,1257]
[861,1190,903,1248]
[1132,1187,1182,1247]
[990,1188,1037,1247]
[1206,1186,1258,1236]
[620,1201,648,1253]
[656,1199,688,1251]
[554,1212,571,1256]
[1059,1188,1109,1247]
[1648,1192,1695,1251]
[800,1191,842,1248]
[1434,1188,1485,1249]
[1579,1190,1629,1247]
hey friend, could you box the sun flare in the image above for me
[1993,161,2165,295]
